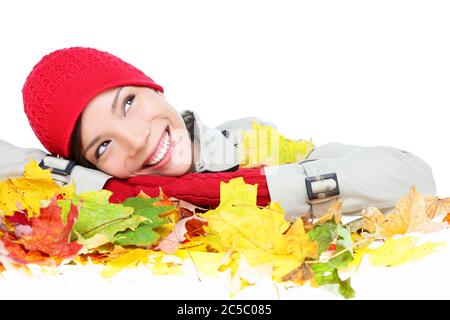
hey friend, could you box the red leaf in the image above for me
[4,210,31,226]
[185,216,208,239]
[328,244,337,251]
[19,199,82,259]
[180,207,194,218]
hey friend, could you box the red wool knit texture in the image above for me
[103,167,271,209]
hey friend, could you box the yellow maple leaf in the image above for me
[175,250,229,278]
[239,121,315,168]
[362,186,447,237]
[218,177,258,209]
[200,177,318,282]
[150,252,184,276]
[202,178,290,251]
[367,236,445,267]
[101,248,152,278]
[229,256,271,298]
[347,244,372,270]
[0,159,75,218]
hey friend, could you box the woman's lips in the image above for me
[147,135,174,170]
[142,126,171,168]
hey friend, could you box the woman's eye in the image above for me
[123,94,135,116]
[96,140,111,159]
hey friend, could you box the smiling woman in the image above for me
[23,47,194,179]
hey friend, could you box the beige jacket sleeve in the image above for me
[0,139,47,179]
[0,139,111,193]
[264,142,436,218]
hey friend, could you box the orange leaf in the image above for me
[136,190,151,199]
[19,199,82,259]
[153,187,175,207]
[1,233,54,266]
[443,212,450,224]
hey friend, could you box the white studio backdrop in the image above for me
[0,0,449,299]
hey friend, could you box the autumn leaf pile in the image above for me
[1,160,450,299]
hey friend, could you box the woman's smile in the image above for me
[142,126,172,169]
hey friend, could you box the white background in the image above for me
[0,0,449,300]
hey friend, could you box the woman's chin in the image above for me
[159,161,193,176]
[138,159,192,177]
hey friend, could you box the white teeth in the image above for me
[146,130,171,166]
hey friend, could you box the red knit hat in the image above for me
[22,47,164,159]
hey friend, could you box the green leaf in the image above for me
[336,224,353,251]
[328,246,354,269]
[122,197,172,228]
[75,203,135,237]
[83,215,148,240]
[55,199,71,223]
[112,222,160,247]
[77,190,111,204]
[339,278,355,299]
[311,263,340,284]
[311,263,355,299]
[110,197,173,247]
[57,191,145,242]
[307,221,338,255]
[311,244,355,299]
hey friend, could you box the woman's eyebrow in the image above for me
[111,87,124,114]
[83,87,124,157]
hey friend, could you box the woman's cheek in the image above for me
[171,129,191,166]
[102,157,128,178]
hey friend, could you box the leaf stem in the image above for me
[80,217,130,237]
[304,238,372,265]
[185,247,202,282]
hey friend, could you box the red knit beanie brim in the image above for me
[22,47,164,158]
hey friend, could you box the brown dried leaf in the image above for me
[362,186,447,237]
[281,263,314,286]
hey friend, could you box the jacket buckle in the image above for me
[39,155,76,185]
[305,172,340,204]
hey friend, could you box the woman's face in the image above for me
[80,86,193,178]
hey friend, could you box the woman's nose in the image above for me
[116,125,147,156]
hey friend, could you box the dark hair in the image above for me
[69,116,97,170]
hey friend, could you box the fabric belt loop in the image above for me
[310,197,338,218]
